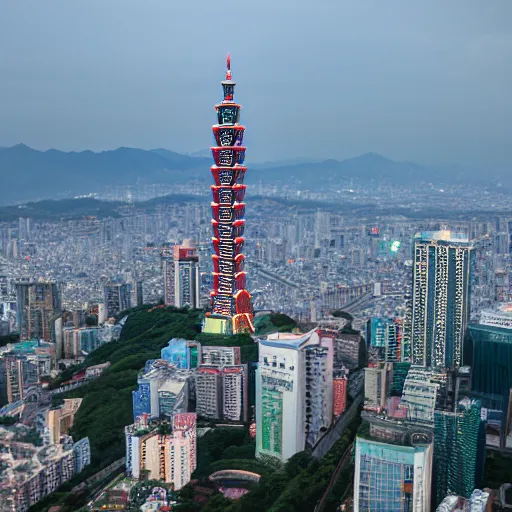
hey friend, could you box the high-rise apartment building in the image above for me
[125,413,196,491]
[161,246,175,306]
[194,344,248,423]
[203,54,254,335]
[174,241,200,308]
[195,366,222,420]
[367,317,404,362]
[0,340,55,404]
[16,281,61,341]
[221,365,248,422]
[400,367,442,427]
[201,345,241,366]
[411,230,473,368]
[433,398,486,507]
[135,280,144,307]
[46,398,83,444]
[104,282,132,317]
[467,308,512,449]
[161,242,200,308]
[3,353,25,403]
[363,363,390,412]
[256,330,334,461]
[333,368,349,418]
[63,327,101,359]
[72,437,91,474]
[353,414,434,512]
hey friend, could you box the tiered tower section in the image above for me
[205,54,254,334]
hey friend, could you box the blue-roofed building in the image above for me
[160,338,200,369]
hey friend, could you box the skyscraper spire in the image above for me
[203,54,254,335]
[226,53,232,81]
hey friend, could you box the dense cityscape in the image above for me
[1,3,512,512]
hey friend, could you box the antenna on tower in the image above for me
[226,53,232,80]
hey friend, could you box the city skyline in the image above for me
[1,5,512,510]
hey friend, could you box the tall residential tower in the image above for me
[174,240,200,308]
[411,230,473,368]
[255,330,334,461]
[203,54,254,335]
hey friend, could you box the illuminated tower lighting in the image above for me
[203,54,254,335]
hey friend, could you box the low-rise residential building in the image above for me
[0,424,90,512]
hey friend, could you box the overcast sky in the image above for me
[0,1,511,166]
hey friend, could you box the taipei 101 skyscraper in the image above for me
[202,54,255,335]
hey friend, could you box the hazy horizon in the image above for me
[1,1,511,167]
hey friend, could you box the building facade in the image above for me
[104,282,131,317]
[16,281,61,341]
[467,320,512,450]
[333,373,348,418]
[256,330,334,461]
[201,345,241,366]
[47,398,83,444]
[162,246,175,306]
[132,359,191,421]
[433,398,486,507]
[400,367,442,427]
[174,241,200,308]
[411,230,473,368]
[364,364,390,412]
[63,327,102,359]
[195,366,222,420]
[367,317,404,363]
[353,415,434,512]
[125,413,196,491]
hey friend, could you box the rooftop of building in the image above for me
[358,413,433,447]
[437,489,492,511]
[469,322,512,339]
[260,329,317,350]
[158,379,186,393]
[414,229,470,244]
[479,303,512,326]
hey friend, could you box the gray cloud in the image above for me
[0,0,511,166]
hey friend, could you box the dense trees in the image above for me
[254,313,297,335]
[193,427,255,479]
[331,310,354,321]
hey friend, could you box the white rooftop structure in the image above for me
[480,303,512,329]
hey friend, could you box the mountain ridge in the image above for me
[0,144,505,204]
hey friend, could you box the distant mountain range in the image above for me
[0,144,508,204]
[257,153,427,187]
[0,144,210,203]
